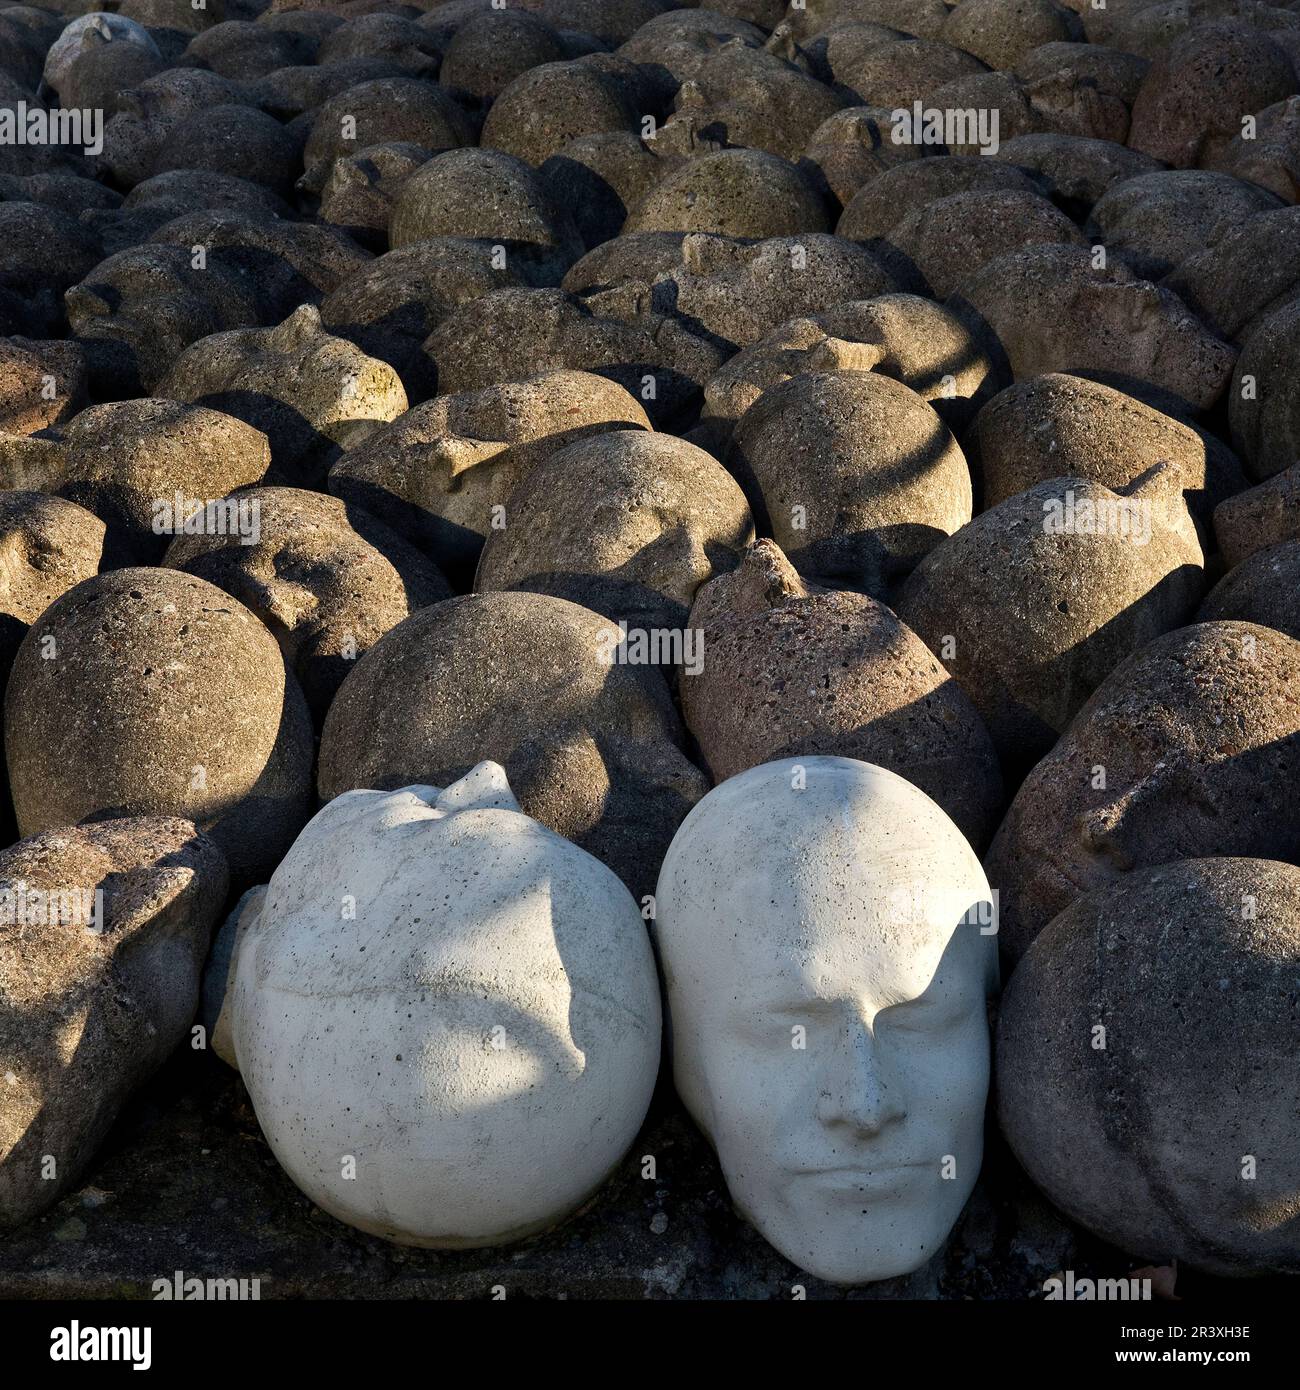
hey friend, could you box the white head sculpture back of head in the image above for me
[232,761,661,1247]
[653,756,998,1284]
[43,13,161,94]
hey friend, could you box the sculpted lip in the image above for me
[795,1161,928,1180]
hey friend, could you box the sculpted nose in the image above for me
[816,1017,907,1136]
[1077,797,1137,871]
[1076,762,1197,871]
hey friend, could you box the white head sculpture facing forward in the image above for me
[654,757,998,1284]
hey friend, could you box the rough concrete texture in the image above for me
[1,0,1297,1300]
[1197,542,1300,642]
[155,303,408,487]
[970,373,1245,523]
[421,287,728,431]
[244,59,417,123]
[837,154,1042,243]
[998,858,1300,1275]
[301,77,474,186]
[726,369,972,594]
[1014,40,1150,104]
[318,592,708,904]
[626,148,833,238]
[659,39,846,163]
[64,245,261,398]
[645,232,905,349]
[164,486,450,721]
[313,12,440,74]
[682,539,1003,848]
[181,20,319,80]
[96,75,251,192]
[1087,169,1282,281]
[801,104,925,207]
[565,226,685,285]
[1161,207,1300,347]
[1213,463,1300,569]
[0,337,88,436]
[475,430,753,631]
[329,370,652,581]
[389,146,585,286]
[147,105,306,192]
[884,188,1085,298]
[943,0,1083,69]
[702,294,1004,440]
[896,475,1206,770]
[0,816,227,1228]
[5,567,314,884]
[0,490,104,691]
[1126,22,1297,168]
[617,12,770,118]
[480,59,644,166]
[829,36,989,108]
[438,10,568,102]
[985,621,1300,962]
[982,67,1133,147]
[541,131,669,252]
[42,13,160,100]
[785,0,952,44]
[1229,296,1300,481]
[317,237,526,401]
[990,133,1160,213]
[0,398,271,564]
[318,141,431,242]
[0,201,102,339]
[1209,95,1300,204]
[948,243,1238,414]
[145,210,373,325]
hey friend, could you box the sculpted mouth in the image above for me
[796,1162,927,1180]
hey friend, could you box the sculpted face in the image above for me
[654,757,997,1284]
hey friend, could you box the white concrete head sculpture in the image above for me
[230,761,661,1247]
[653,756,998,1284]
